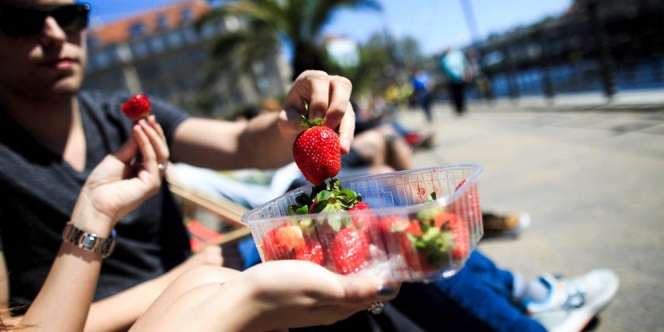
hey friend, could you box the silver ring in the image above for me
[368,301,384,315]
[157,163,167,172]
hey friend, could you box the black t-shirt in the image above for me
[0,91,192,313]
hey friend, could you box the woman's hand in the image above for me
[279,70,356,154]
[240,261,399,330]
[70,117,169,237]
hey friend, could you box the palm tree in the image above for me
[199,0,381,81]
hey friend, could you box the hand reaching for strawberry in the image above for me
[279,71,355,153]
[281,71,354,185]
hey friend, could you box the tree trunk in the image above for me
[292,42,327,80]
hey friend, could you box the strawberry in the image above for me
[405,219,423,236]
[295,239,325,265]
[398,232,430,271]
[446,213,470,260]
[261,225,306,260]
[292,120,341,185]
[349,201,374,229]
[121,94,152,121]
[329,227,369,275]
[351,201,369,210]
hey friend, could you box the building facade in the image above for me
[85,0,290,116]
[467,0,664,99]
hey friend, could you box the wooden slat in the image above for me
[167,179,247,227]
[167,176,254,247]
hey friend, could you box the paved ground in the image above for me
[399,104,664,332]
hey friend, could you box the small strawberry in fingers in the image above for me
[292,117,341,185]
[121,94,152,121]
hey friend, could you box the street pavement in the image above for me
[398,104,664,332]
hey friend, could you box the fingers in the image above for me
[323,76,352,130]
[133,124,159,184]
[306,74,330,121]
[336,275,383,306]
[139,118,170,164]
[337,102,355,154]
[148,115,167,142]
[113,134,139,163]
[277,106,305,137]
[286,71,354,135]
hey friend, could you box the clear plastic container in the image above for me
[242,164,483,281]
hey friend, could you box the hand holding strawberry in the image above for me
[279,70,355,154]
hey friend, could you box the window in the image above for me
[182,27,198,43]
[201,22,218,38]
[87,35,100,50]
[129,22,146,38]
[131,41,149,58]
[157,15,169,30]
[180,8,193,23]
[150,36,166,53]
[167,31,183,47]
[95,51,110,68]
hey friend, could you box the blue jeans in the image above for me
[391,250,546,332]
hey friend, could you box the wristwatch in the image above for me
[62,223,117,258]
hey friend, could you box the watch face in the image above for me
[81,234,98,249]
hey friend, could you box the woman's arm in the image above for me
[16,120,166,332]
[130,261,399,332]
[83,246,223,332]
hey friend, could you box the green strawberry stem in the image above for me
[300,114,324,129]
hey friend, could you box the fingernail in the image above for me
[377,285,397,299]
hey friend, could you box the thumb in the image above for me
[278,107,305,137]
[114,135,139,163]
[336,275,383,305]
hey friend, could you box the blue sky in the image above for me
[87,0,571,54]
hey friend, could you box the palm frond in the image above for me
[310,0,381,36]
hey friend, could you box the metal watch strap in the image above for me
[62,223,117,258]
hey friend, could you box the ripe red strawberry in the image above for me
[293,124,341,185]
[405,219,423,236]
[378,215,410,234]
[447,213,470,260]
[349,201,373,229]
[121,94,152,121]
[398,232,431,271]
[351,201,369,210]
[261,225,306,260]
[295,239,325,265]
[329,227,369,274]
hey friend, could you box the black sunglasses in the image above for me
[0,3,90,38]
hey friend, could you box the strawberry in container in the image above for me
[248,165,483,282]
[377,198,471,276]
[261,179,371,275]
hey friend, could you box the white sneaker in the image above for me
[527,269,619,332]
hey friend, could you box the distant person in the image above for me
[410,70,434,122]
[440,47,469,115]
